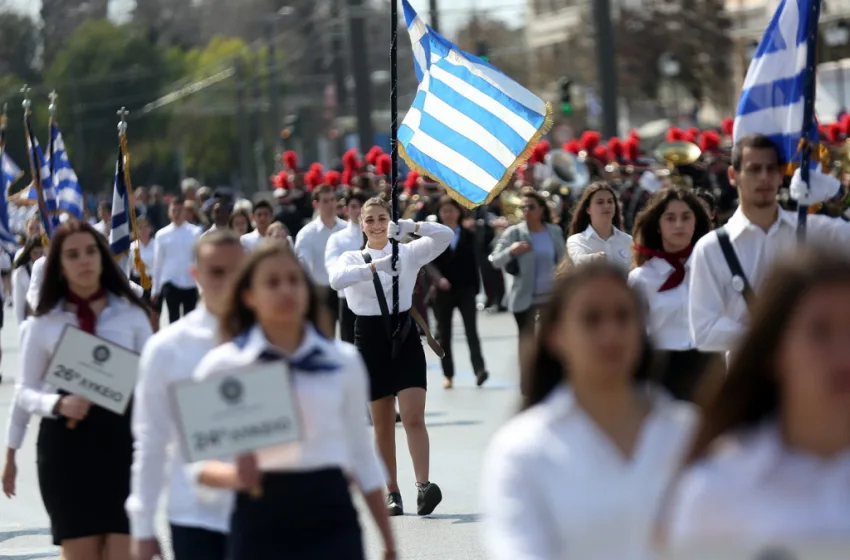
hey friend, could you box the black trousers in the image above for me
[324,288,339,331]
[433,288,486,379]
[657,349,723,403]
[513,306,540,334]
[170,524,227,560]
[339,297,356,343]
[160,283,198,323]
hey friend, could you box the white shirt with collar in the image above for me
[94,220,110,238]
[295,217,347,287]
[664,421,850,550]
[153,221,202,296]
[629,256,694,351]
[324,221,363,299]
[567,225,633,268]
[239,229,265,252]
[328,222,453,316]
[689,207,850,352]
[190,323,385,493]
[6,295,152,450]
[26,256,146,311]
[126,306,231,539]
[481,384,697,560]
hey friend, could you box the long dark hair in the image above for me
[220,239,333,341]
[521,260,655,410]
[684,246,850,465]
[14,236,43,270]
[568,182,623,236]
[34,219,148,315]
[631,186,712,268]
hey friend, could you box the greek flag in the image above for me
[0,129,21,251]
[50,123,84,219]
[2,152,23,193]
[24,134,61,234]
[109,144,131,256]
[734,0,819,165]
[399,0,552,207]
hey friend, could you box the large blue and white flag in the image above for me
[734,0,820,166]
[23,134,61,235]
[109,145,131,256]
[399,0,552,207]
[0,127,21,251]
[49,123,84,219]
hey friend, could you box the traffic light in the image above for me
[559,77,573,115]
[476,41,489,62]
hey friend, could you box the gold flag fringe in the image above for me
[119,135,152,290]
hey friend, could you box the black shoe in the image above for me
[475,370,489,387]
[387,491,403,516]
[416,482,442,516]
[395,412,402,423]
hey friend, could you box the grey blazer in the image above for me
[489,222,566,313]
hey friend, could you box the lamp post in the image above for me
[824,22,850,114]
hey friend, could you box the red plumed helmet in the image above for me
[592,145,608,164]
[271,171,290,189]
[699,130,721,153]
[840,114,850,136]
[666,127,685,142]
[343,149,360,170]
[324,170,341,187]
[623,137,640,162]
[365,146,383,166]
[563,140,580,155]
[341,169,354,186]
[536,139,551,157]
[579,131,601,153]
[282,150,298,171]
[826,122,842,144]
[627,128,640,142]
[304,169,322,190]
[404,171,420,191]
[607,137,623,161]
[375,154,391,176]
[309,162,324,175]
[720,118,734,137]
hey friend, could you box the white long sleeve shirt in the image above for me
[190,323,386,493]
[295,217,347,287]
[481,384,697,560]
[153,222,201,296]
[12,266,31,324]
[125,306,231,539]
[26,256,146,311]
[689,208,850,352]
[664,421,850,552]
[239,229,266,253]
[567,225,633,268]
[6,295,152,450]
[629,257,694,351]
[328,222,453,316]
[324,221,363,299]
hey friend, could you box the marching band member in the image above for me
[489,188,566,337]
[239,200,274,252]
[689,135,850,353]
[126,230,246,560]
[664,248,850,550]
[325,191,369,343]
[629,187,717,401]
[329,197,452,516]
[7,219,152,560]
[153,196,202,324]
[295,185,347,329]
[566,182,633,268]
[12,236,43,324]
[190,241,396,560]
[429,196,489,389]
[481,261,697,560]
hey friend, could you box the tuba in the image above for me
[499,190,524,224]
[655,141,702,187]
[546,150,591,193]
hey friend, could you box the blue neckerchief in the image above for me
[258,347,338,374]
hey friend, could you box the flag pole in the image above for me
[390,0,401,333]
[48,90,57,203]
[117,107,151,290]
[21,85,53,241]
[797,0,822,240]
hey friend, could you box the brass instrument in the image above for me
[499,190,524,224]
[654,141,702,187]
[546,150,591,192]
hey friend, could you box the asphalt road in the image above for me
[0,309,521,560]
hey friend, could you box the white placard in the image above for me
[170,363,302,463]
[47,325,140,415]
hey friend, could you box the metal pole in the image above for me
[390,0,400,328]
[347,0,375,151]
[591,0,619,138]
[429,0,440,34]
[234,58,253,192]
[266,18,284,154]
[797,0,823,239]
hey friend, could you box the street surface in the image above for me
[0,309,521,560]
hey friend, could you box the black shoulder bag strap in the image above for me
[715,226,755,308]
[361,251,393,339]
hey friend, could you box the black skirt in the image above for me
[354,311,427,402]
[36,394,133,545]
[228,468,364,560]
[657,349,722,403]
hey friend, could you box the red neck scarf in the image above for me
[66,288,107,334]
[633,244,692,292]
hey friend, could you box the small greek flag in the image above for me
[24,134,61,234]
[2,152,23,193]
[399,0,552,207]
[50,123,84,219]
[109,144,131,256]
[734,0,819,165]
[0,129,21,251]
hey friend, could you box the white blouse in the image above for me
[328,222,453,316]
[127,238,156,279]
[191,323,385,493]
[567,225,633,268]
[11,265,31,325]
[629,257,694,351]
[153,222,202,295]
[664,421,850,552]
[6,295,152,449]
[481,384,697,560]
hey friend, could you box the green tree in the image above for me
[0,11,40,84]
